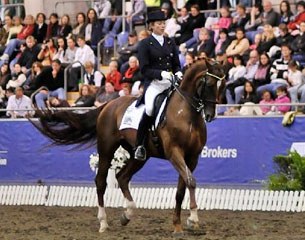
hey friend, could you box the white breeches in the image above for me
[145,79,171,116]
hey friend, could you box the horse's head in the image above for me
[180,58,226,122]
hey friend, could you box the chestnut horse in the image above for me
[33,58,225,236]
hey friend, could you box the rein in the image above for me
[172,70,225,113]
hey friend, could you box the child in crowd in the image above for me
[259,90,275,114]
[266,86,291,115]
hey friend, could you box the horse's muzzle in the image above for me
[205,114,214,122]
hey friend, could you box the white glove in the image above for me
[161,71,173,82]
[175,71,183,81]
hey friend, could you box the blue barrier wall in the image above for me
[0,117,305,185]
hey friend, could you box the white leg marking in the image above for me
[125,199,137,220]
[188,208,199,222]
[97,206,109,233]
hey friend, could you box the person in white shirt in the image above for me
[287,60,304,108]
[83,61,104,88]
[69,35,95,91]
[6,86,34,118]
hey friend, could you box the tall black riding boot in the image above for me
[134,112,152,161]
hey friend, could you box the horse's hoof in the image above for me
[172,231,185,239]
[186,218,200,231]
[120,212,130,226]
[99,221,109,233]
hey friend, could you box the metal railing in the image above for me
[0,3,25,19]
[30,86,49,105]
[64,61,84,93]
[97,37,106,71]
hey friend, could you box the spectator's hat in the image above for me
[147,10,167,23]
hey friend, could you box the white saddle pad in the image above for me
[119,101,145,130]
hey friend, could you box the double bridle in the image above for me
[173,70,225,113]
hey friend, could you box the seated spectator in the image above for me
[48,96,70,108]
[228,80,262,116]
[0,15,35,63]
[83,60,105,88]
[266,85,291,114]
[58,14,72,38]
[93,0,112,19]
[228,4,249,36]
[247,1,280,41]
[23,61,43,96]
[211,6,232,41]
[6,86,34,118]
[0,15,14,55]
[233,50,260,104]
[226,28,250,58]
[71,12,86,39]
[287,60,303,109]
[0,87,14,116]
[106,60,122,91]
[215,51,234,79]
[4,16,23,50]
[0,63,11,90]
[245,3,263,32]
[85,8,103,51]
[6,63,26,89]
[37,38,57,66]
[287,1,305,31]
[95,81,119,107]
[117,30,139,73]
[182,52,195,73]
[69,35,95,91]
[46,13,59,39]
[256,24,276,54]
[257,44,293,97]
[191,27,215,58]
[15,35,40,76]
[120,56,142,92]
[268,23,293,59]
[72,84,95,107]
[33,13,47,44]
[120,84,132,96]
[279,0,294,25]
[225,55,247,104]
[249,33,261,50]
[214,28,231,56]
[34,59,65,109]
[163,3,182,38]
[175,4,205,45]
[54,37,77,66]
[291,21,305,65]
[253,53,271,89]
[259,90,275,114]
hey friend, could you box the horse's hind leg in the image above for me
[95,154,112,233]
[116,155,146,226]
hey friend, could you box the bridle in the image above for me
[173,70,225,113]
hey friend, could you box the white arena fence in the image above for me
[1,185,305,212]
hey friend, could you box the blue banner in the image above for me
[0,117,305,185]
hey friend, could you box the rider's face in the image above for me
[151,21,165,35]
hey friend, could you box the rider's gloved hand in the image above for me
[161,71,173,82]
[174,71,183,82]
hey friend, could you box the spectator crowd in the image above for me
[1,0,305,118]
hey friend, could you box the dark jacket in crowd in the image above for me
[34,66,64,91]
[33,23,48,44]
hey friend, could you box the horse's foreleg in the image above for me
[116,158,146,226]
[95,157,111,233]
[169,147,199,233]
[173,176,186,236]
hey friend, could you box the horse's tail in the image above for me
[31,104,107,146]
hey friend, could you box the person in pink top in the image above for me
[259,90,274,114]
[266,86,291,115]
[211,7,232,42]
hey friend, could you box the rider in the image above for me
[134,10,182,161]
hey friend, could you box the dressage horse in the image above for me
[33,58,225,236]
